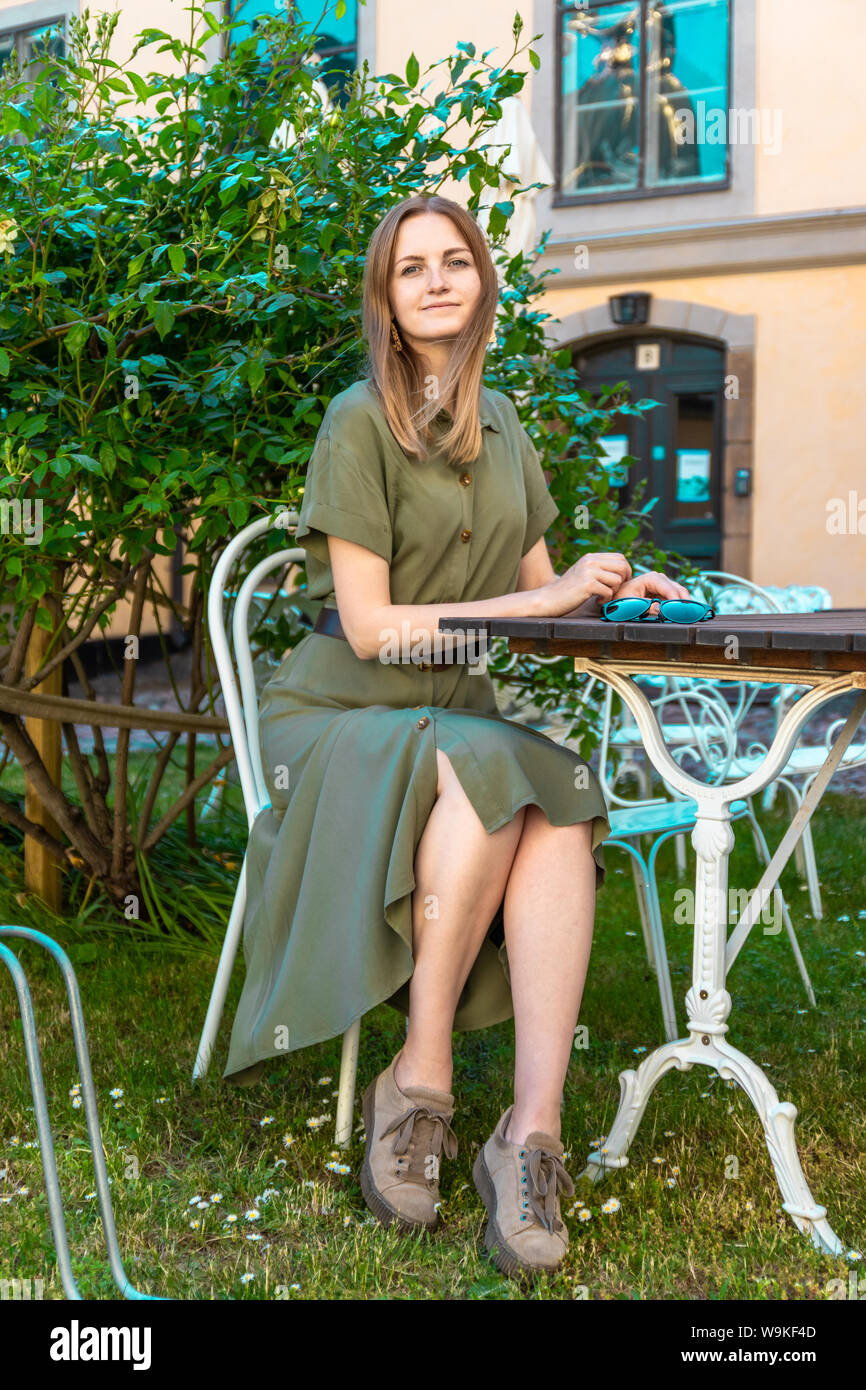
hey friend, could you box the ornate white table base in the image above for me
[575,663,866,1257]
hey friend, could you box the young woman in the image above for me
[223,192,691,1279]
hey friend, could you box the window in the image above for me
[225,1,357,106]
[0,14,66,78]
[557,0,731,202]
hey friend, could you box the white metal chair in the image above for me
[191,509,365,1149]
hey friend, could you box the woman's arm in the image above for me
[327,534,631,661]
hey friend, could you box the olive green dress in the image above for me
[223,379,609,1084]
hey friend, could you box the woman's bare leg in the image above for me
[501,804,597,1146]
[395,749,525,1094]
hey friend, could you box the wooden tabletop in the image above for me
[438,609,866,677]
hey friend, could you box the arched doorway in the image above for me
[574,332,726,566]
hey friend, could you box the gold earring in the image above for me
[390,318,403,352]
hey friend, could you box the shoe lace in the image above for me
[524,1146,575,1235]
[381,1106,458,1186]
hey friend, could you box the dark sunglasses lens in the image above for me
[604,598,648,620]
[660,601,711,622]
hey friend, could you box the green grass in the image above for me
[1,790,864,1300]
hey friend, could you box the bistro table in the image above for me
[439,608,866,1256]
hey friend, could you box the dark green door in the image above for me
[574,334,725,566]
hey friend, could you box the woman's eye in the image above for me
[400,258,471,275]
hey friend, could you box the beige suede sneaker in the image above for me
[473,1104,575,1278]
[360,1049,458,1232]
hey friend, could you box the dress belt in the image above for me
[312,605,460,671]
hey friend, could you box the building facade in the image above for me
[3,0,864,615]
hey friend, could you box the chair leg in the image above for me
[335,1017,361,1150]
[192,860,249,1081]
[783,783,809,879]
[628,852,657,971]
[800,819,823,920]
[746,809,816,1007]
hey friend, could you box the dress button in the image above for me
[417,717,430,729]
[460,528,472,542]
[459,472,472,487]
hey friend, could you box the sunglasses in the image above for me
[600,598,716,623]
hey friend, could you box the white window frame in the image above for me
[0,1,73,67]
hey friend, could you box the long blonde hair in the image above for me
[360,193,498,465]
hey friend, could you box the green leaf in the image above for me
[0,347,9,377]
[68,453,102,474]
[405,53,419,88]
[64,322,90,357]
[151,302,176,340]
[127,70,153,103]
[168,245,185,274]
[248,359,265,395]
[528,48,540,71]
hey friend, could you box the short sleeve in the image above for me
[295,430,393,569]
[519,428,559,556]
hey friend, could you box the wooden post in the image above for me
[24,623,63,910]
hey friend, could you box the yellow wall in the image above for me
[756,0,866,215]
[544,266,866,606]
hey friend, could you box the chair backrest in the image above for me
[691,569,785,615]
[761,583,833,613]
[207,509,305,828]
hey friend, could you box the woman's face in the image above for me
[388,212,482,359]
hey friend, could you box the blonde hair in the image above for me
[360,193,498,465]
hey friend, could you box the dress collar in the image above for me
[478,388,500,431]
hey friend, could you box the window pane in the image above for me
[560,3,641,196]
[230,1,355,48]
[228,1,356,104]
[669,392,717,522]
[25,21,65,65]
[295,0,356,48]
[292,0,356,102]
[644,0,729,188]
[0,34,16,74]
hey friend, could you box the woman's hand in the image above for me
[605,571,693,611]
[538,551,633,617]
